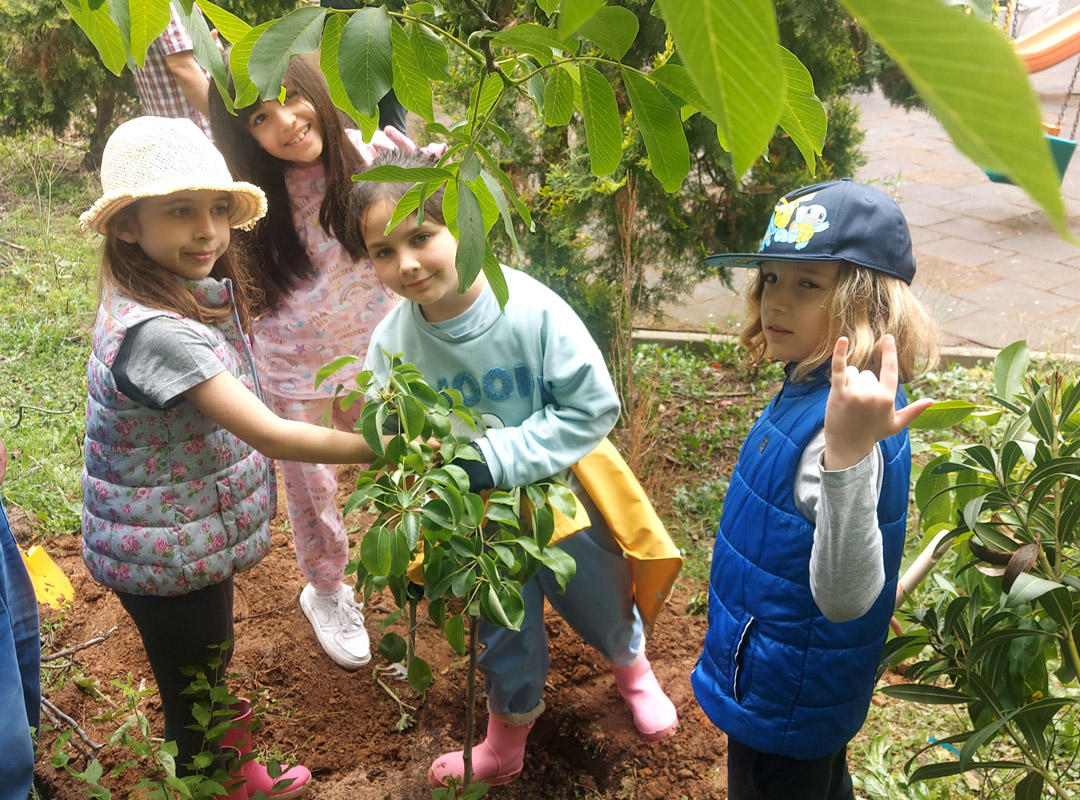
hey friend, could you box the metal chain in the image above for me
[1059,53,1080,138]
[1006,0,1020,39]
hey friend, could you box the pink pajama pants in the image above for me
[265,392,363,593]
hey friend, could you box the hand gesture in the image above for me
[823,335,933,470]
[382,126,449,159]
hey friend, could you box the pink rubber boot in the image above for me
[222,698,312,799]
[427,717,534,788]
[611,654,678,741]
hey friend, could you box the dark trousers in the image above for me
[727,737,855,800]
[0,497,40,796]
[116,578,234,775]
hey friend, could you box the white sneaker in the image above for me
[299,584,371,669]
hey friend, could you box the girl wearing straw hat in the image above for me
[79,116,382,797]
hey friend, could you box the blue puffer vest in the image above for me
[691,366,909,759]
[82,278,274,596]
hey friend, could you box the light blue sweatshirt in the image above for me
[364,266,620,488]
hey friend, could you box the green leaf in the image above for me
[650,63,717,122]
[909,760,1028,784]
[577,6,638,60]
[410,21,452,82]
[1015,772,1044,800]
[907,400,979,430]
[622,68,689,192]
[454,180,486,293]
[248,5,325,100]
[558,0,604,35]
[481,584,515,629]
[537,0,560,15]
[461,780,491,800]
[390,18,434,120]
[543,64,575,126]
[658,0,784,177]
[195,1,251,48]
[472,74,504,122]
[127,0,170,68]
[360,402,387,456]
[483,246,509,308]
[361,525,393,575]
[839,0,1068,235]
[357,164,454,183]
[224,20,272,110]
[1005,572,1069,607]
[338,5,394,117]
[444,614,466,654]
[321,13,377,138]
[540,545,577,592]
[491,23,573,62]
[315,354,360,389]
[1038,585,1076,630]
[63,0,128,75]
[378,631,407,662]
[994,340,1029,400]
[579,63,622,176]
[480,170,520,256]
[776,46,826,174]
[407,655,433,693]
[878,684,971,704]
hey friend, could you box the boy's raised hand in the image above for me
[823,335,933,471]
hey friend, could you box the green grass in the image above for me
[0,132,98,538]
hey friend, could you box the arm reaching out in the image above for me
[185,372,376,464]
[823,334,933,471]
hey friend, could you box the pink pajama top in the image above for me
[251,129,396,399]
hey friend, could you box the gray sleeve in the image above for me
[794,430,886,623]
[113,317,226,409]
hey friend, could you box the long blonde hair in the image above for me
[740,261,939,383]
[98,205,260,331]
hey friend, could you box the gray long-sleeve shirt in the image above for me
[795,431,886,623]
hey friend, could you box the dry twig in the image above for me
[41,697,104,756]
[43,626,118,662]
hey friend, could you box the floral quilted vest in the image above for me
[81,278,274,596]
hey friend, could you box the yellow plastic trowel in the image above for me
[19,545,75,609]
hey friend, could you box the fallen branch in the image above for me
[0,237,27,251]
[43,626,118,662]
[41,697,104,755]
[12,403,77,429]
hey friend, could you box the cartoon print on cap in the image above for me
[790,203,829,250]
[763,191,822,248]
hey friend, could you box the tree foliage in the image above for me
[64,0,1068,294]
[886,342,1080,798]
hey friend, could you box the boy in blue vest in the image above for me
[692,180,939,799]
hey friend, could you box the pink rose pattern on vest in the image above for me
[82,278,273,596]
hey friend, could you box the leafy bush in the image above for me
[884,341,1080,799]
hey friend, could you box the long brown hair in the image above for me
[209,54,363,315]
[99,206,259,331]
[740,261,940,383]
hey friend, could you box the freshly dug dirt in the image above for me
[27,471,728,800]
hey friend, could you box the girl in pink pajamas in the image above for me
[209,55,439,668]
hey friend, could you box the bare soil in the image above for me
[26,467,728,800]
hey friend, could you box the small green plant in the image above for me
[47,643,269,799]
[321,352,577,793]
[883,341,1080,798]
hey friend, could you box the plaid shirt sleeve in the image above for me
[131,4,214,140]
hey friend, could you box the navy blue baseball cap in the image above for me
[704,178,916,284]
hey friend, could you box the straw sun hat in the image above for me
[80,116,267,236]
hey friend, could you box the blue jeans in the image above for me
[0,496,41,795]
[478,496,644,718]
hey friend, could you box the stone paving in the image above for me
[655,63,1080,358]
